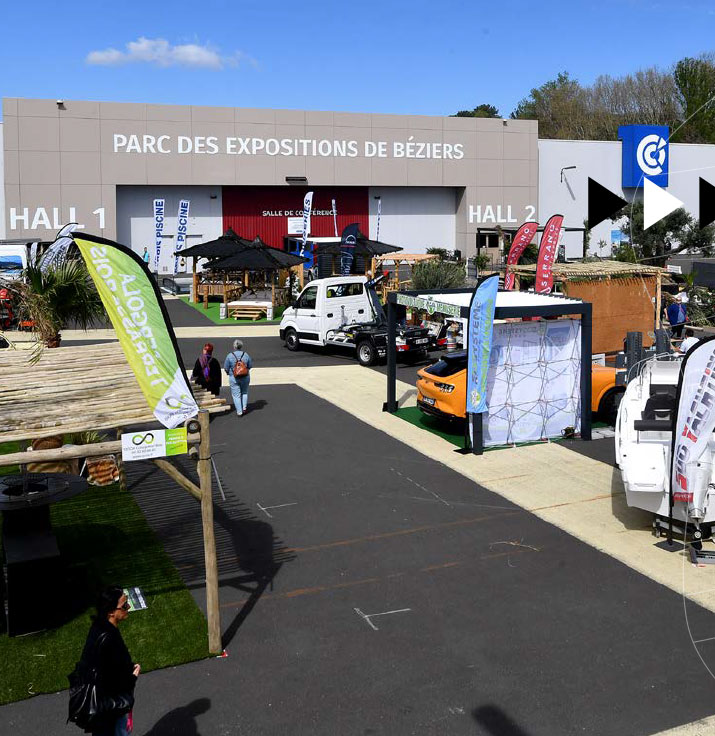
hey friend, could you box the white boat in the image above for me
[615,354,715,539]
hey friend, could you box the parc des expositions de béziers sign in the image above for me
[74,234,199,428]
[7,127,536,231]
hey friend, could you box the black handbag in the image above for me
[67,633,134,731]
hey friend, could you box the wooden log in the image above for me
[116,427,127,492]
[0,433,201,468]
[198,409,222,654]
[152,457,201,501]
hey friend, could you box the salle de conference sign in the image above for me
[396,293,461,317]
[113,134,466,160]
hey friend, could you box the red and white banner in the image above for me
[534,214,564,294]
[671,336,715,517]
[504,221,539,290]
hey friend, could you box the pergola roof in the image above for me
[374,253,438,264]
[508,260,665,279]
[417,290,583,309]
[0,342,229,443]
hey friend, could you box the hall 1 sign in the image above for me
[121,428,188,462]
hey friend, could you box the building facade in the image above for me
[0,98,538,272]
[2,98,714,266]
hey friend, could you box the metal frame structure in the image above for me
[383,287,593,453]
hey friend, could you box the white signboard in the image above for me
[121,428,188,462]
[287,217,303,234]
[484,320,581,446]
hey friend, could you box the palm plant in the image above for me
[12,261,105,350]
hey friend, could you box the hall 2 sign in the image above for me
[468,204,536,225]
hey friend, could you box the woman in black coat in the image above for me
[79,586,140,736]
[192,342,222,396]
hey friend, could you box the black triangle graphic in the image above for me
[699,178,715,230]
[588,178,628,229]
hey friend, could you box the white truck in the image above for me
[0,243,30,281]
[279,276,430,366]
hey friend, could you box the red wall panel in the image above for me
[222,187,369,249]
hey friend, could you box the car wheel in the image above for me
[599,389,624,426]
[357,341,377,366]
[285,328,300,352]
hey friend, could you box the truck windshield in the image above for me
[0,256,23,273]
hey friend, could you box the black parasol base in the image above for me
[1,473,88,636]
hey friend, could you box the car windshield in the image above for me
[425,351,467,377]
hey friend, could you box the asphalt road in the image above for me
[5,384,715,735]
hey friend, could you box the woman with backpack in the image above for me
[224,339,253,416]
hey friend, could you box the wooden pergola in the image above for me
[0,342,231,653]
[372,253,439,294]
[508,260,668,328]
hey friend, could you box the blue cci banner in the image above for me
[619,124,669,188]
[466,274,499,414]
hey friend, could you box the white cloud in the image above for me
[86,37,247,70]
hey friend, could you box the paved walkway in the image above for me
[252,363,715,619]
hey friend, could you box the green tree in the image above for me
[453,104,500,118]
[411,260,466,290]
[672,55,715,143]
[613,200,715,266]
[9,261,105,350]
[511,72,589,138]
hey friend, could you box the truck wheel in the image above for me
[357,341,377,366]
[285,328,300,352]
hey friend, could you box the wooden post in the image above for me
[223,273,228,305]
[298,264,305,289]
[655,272,662,330]
[198,409,221,654]
[115,427,127,493]
[192,259,199,304]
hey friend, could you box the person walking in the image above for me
[192,342,222,396]
[665,293,688,338]
[224,339,253,416]
[78,585,140,735]
[142,248,150,265]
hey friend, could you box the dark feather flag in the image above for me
[340,223,359,275]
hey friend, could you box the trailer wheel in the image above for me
[285,328,300,352]
[357,341,377,366]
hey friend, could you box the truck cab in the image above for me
[0,244,29,281]
[279,276,430,366]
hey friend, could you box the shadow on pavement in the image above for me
[143,697,211,735]
[473,705,532,736]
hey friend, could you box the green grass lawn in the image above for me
[394,406,601,450]
[0,455,210,705]
[180,296,285,325]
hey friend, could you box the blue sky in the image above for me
[1,0,714,119]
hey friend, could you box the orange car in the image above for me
[416,351,624,423]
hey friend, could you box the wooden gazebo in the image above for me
[0,342,231,652]
[508,260,668,352]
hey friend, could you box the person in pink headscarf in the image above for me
[192,342,221,396]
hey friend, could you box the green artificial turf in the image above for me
[0,441,22,476]
[394,407,466,447]
[180,296,285,325]
[0,466,210,705]
[394,406,592,451]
